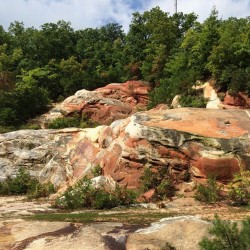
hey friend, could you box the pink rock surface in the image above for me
[51,81,150,125]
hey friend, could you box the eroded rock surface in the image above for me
[0,108,249,190]
[126,216,211,250]
[44,80,150,126]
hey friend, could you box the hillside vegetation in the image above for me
[0,7,249,128]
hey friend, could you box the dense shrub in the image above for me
[199,215,250,250]
[179,94,207,108]
[47,116,80,129]
[0,168,55,198]
[228,169,250,206]
[195,176,222,203]
[140,166,176,200]
[55,177,137,209]
[91,165,102,177]
[47,114,99,129]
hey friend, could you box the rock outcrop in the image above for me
[0,108,249,191]
[42,81,150,126]
[223,91,250,109]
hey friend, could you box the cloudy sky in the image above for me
[0,0,249,32]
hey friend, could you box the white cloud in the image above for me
[142,0,250,21]
[0,0,134,31]
[0,0,249,32]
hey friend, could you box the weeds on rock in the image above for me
[195,175,222,204]
[54,177,137,209]
[199,215,250,250]
[91,165,102,177]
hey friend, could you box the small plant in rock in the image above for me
[140,166,176,200]
[160,242,176,250]
[199,215,250,250]
[91,165,102,177]
[195,175,222,204]
[228,169,250,206]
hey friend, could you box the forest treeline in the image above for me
[0,7,250,127]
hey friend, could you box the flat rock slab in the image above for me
[144,108,250,139]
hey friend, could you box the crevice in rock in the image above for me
[11,223,78,250]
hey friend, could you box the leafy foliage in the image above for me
[47,114,99,129]
[199,215,250,250]
[140,166,176,200]
[55,177,137,209]
[91,165,102,177]
[195,175,222,203]
[0,168,55,198]
[228,169,250,206]
[0,7,249,129]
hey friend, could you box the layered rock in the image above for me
[43,81,150,126]
[0,108,249,191]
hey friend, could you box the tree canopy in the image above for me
[0,7,249,127]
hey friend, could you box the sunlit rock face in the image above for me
[0,108,249,191]
[44,80,151,126]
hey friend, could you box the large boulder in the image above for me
[101,108,250,188]
[44,81,150,126]
[126,216,211,250]
[0,108,249,190]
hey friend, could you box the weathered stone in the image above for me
[0,108,249,191]
[223,91,250,108]
[45,81,150,126]
[126,216,211,250]
[91,176,117,191]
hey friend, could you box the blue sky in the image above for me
[0,0,249,32]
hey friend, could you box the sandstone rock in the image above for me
[45,81,150,126]
[91,176,117,191]
[126,216,211,250]
[223,91,250,108]
[171,95,181,108]
[0,108,249,192]
[102,108,250,187]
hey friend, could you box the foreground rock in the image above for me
[0,216,210,250]
[126,216,211,250]
[1,196,250,250]
[0,108,249,190]
[43,80,150,126]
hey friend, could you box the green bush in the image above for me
[199,215,250,250]
[179,94,207,108]
[27,182,55,199]
[195,176,222,204]
[55,177,137,210]
[0,168,33,195]
[140,166,176,200]
[48,116,80,129]
[228,169,250,206]
[47,114,99,129]
[91,165,102,177]
[0,168,55,198]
